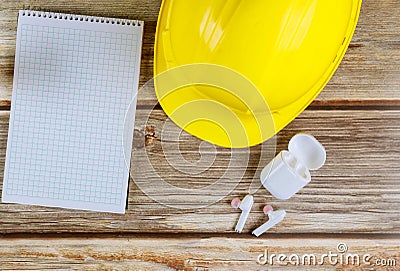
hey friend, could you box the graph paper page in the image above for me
[2,11,143,213]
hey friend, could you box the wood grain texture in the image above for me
[0,0,398,267]
[0,109,398,234]
[0,237,398,270]
[0,0,399,106]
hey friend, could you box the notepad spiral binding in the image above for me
[20,10,142,27]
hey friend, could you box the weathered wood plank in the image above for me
[0,0,162,20]
[0,237,398,270]
[317,0,400,104]
[0,109,399,234]
[0,0,399,106]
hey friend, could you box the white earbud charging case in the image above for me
[260,134,326,200]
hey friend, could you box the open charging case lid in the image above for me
[288,134,326,170]
[154,0,362,148]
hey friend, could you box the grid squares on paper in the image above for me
[4,21,140,209]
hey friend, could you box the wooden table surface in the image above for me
[0,0,399,270]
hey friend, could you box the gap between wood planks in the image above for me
[0,1,399,104]
[1,102,400,112]
[0,232,399,239]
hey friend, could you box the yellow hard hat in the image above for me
[154,0,362,148]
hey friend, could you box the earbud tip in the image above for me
[231,198,241,208]
[263,205,273,214]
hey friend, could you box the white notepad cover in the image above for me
[2,10,143,213]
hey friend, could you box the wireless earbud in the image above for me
[231,195,254,233]
[230,134,325,237]
[252,205,286,237]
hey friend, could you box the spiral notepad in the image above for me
[2,10,143,213]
